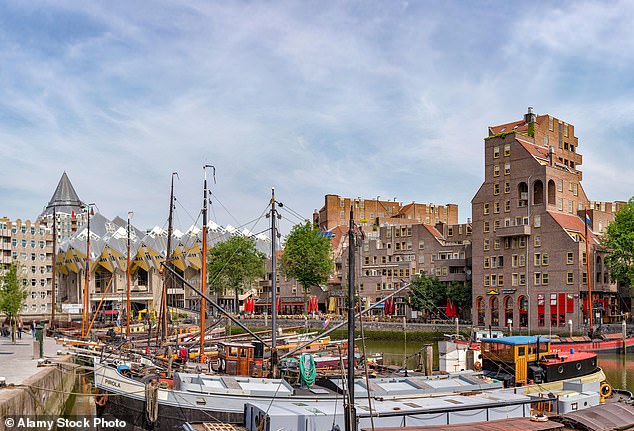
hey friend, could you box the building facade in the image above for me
[472,108,623,333]
[0,217,54,316]
[315,195,459,231]
[334,221,472,317]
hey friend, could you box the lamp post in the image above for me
[507,318,512,336]
[568,319,573,337]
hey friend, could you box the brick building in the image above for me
[315,195,458,231]
[0,217,54,316]
[334,220,472,317]
[472,108,623,333]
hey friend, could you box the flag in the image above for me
[323,317,330,329]
[585,211,592,227]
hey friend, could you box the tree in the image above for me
[447,281,472,319]
[601,197,634,285]
[207,235,266,313]
[0,263,28,343]
[408,273,446,318]
[280,221,333,312]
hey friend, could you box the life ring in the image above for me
[600,383,613,398]
[474,361,482,371]
[95,392,108,407]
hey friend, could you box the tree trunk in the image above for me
[11,317,16,344]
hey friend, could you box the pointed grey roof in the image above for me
[40,172,85,217]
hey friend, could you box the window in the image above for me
[512,273,518,286]
[494,238,500,250]
[512,255,518,267]
[504,163,511,175]
[534,272,541,285]
[534,235,541,247]
[484,203,490,215]
[484,239,490,251]
[494,219,500,231]
[519,273,526,285]
[549,116,554,131]
[494,201,500,213]
[542,273,549,285]
[519,255,526,267]
[419,239,425,249]
[557,179,563,192]
[573,183,578,196]
[494,165,500,177]
[567,252,574,264]
[534,253,541,266]
[504,200,511,212]
[569,200,574,213]
[484,221,490,233]
[505,182,511,193]
[534,215,541,227]
[494,183,500,195]
[493,146,500,158]
[558,198,563,211]
[498,274,504,286]
[564,123,569,137]
[567,272,574,284]
[582,252,587,265]
[484,257,490,268]
[519,237,526,248]
[542,253,549,266]
[484,275,490,287]
[504,144,511,156]
[340,211,345,219]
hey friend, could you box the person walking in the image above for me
[17,320,22,339]
[31,320,36,338]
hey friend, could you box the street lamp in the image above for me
[568,319,573,337]
[507,318,513,336]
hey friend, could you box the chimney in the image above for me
[524,106,537,123]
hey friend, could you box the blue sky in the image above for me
[1,1,633,236]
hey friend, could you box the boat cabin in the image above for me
[216,342,265,377]
[480,336,598,388]
[480,336,550,386]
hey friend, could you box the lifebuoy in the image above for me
[600,383,612,398]
[474,361,482,371]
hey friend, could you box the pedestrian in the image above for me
[17,320,22,339]
[31,320,36,338]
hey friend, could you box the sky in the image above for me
[1,0,633,237]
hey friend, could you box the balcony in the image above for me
[496,225,531,238]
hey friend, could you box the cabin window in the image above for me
[229,347,239,357]
[518,346,525,357]
[240,349,248,358]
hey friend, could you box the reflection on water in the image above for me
[364,337,633,391]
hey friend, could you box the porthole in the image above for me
[558,366,564,374]
[576,363,582,370]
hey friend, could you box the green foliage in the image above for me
[408,273,446,315]
[280,221,334,293]
[601,197,634,284]
[207,235,266,303]
[0,263,28,343]
[447,281,472,316]
[527,122,535,137]
[484,131,515,141]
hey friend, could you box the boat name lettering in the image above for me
[105,378,121,388]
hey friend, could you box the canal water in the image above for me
[363,337,634,392]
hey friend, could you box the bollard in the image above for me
[35,324,44,359]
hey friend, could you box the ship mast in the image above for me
[126,211,133,338]
[345,208,357,431]
[200,165,214,363]
[161,173,177,344]
[270,188,280,378]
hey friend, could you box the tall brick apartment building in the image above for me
[314,195,458,231]
[472,108,623,333]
